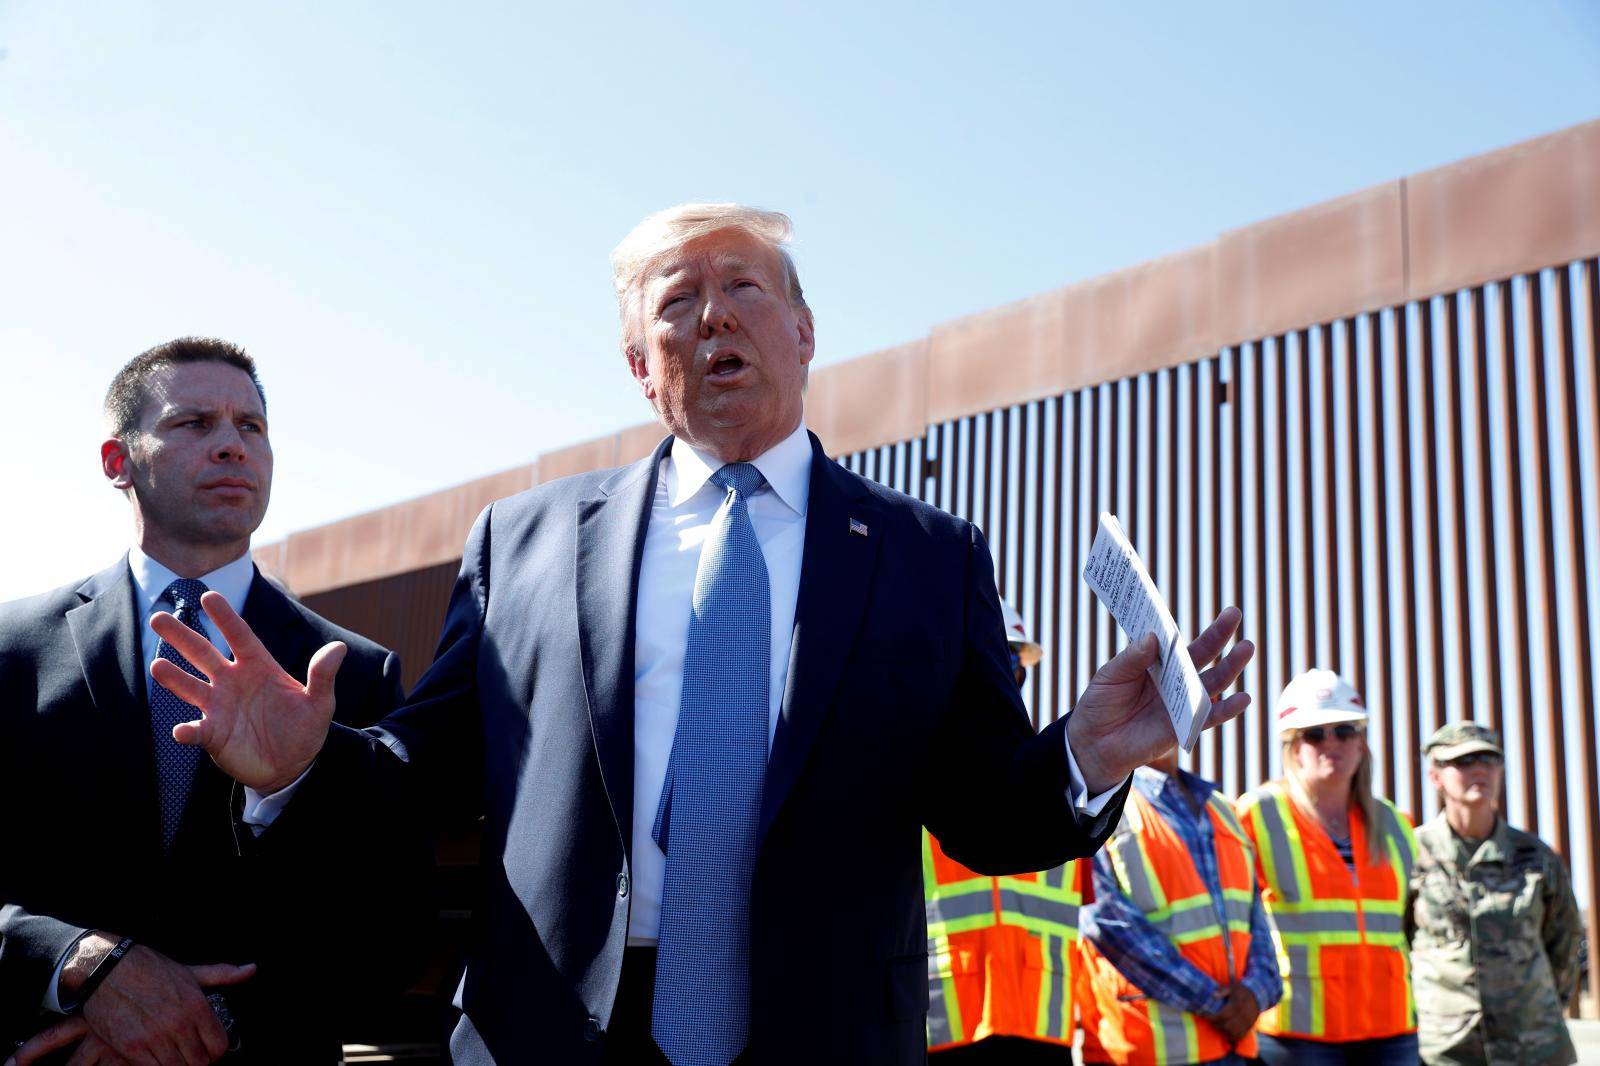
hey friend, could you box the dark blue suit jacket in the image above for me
[312,433,1129,1063]
[0,560,427,1061]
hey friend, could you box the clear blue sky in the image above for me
[2,0,1597,601]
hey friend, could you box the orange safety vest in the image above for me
[922,829,1082,1050]
[1235,782,1418,1043]
[1079,788,1259,1065]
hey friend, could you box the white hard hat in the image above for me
[1276,668,1368,735]
[1000,601,1043,668]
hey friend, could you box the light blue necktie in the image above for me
[651,462,770,1065]
[149,578,210,851]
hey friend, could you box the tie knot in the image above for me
[162,578,210,617]
[711,462,764,500]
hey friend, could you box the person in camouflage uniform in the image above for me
[1405,722,1583,1065]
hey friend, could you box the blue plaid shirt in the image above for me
[1081,766,1281,1018]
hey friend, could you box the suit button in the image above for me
[584,1015,602,1041]
[617,873,630,899]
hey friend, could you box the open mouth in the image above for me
[709,353,746,377]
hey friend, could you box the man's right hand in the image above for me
[1208,980,1260,1045]
[151,591,344,793]
[9,936,254,1065]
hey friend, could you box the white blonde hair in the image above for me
[610,202,808,354]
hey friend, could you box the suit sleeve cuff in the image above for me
[241,762,316,832]
[1064,728,1128,817]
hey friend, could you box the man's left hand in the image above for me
[1067,606,1253,794]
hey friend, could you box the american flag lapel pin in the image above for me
[849,518,869,537]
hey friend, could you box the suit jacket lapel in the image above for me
[759,435,883,844]
[66,557,161,852]
[576,438,670,862]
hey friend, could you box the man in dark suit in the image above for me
[151,207,1254,1064]
[0,338,426,1063]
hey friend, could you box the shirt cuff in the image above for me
[1063,726,1128,817]
[42,930,93,1013]
[241,763,316,831]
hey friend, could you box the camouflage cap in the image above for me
[1425,721,1503,762]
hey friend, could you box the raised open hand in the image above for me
[150,590,344,793]
[1067,607,1254,793]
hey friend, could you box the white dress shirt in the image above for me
[44,547,256,1012]
[625,422,1122,944]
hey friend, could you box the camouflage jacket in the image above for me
[1406,814,1582,1065]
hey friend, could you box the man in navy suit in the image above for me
[0,338,426,1063]
[151,206,1254,1064]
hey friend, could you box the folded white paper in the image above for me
[1081,512,1210,752]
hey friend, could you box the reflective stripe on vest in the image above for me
[1240,783,1416,1040]
[923,829,1081,1047]
[1091,787,1258,1065]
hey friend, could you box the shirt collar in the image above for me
[667,420,813,516]
[1133,764,1219,806]
[128,544,256,619]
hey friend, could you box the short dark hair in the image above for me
[104,337,266,437]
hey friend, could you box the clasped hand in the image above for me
[6,939,253,1066]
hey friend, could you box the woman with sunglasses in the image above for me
[1407,722,1582,1065]
[1235,669,1418,1065]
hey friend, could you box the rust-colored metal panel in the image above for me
[1468,289,1504,739]
[1406,119,1600,299]
[999,406,1014,600]
[1230,346,1247,796]
[1318,324,1339,671]
[1066,246,1218,399]
[1498,281,1538,830]
[1030,401,1047,725]
[1443,295,1475,720]
[282,465,536,595]
[1066,392,1084,714]
[1575,258,1600,1015]
[618,421,668,465]
[1298,330,1318,670]
[1254,343,1272,788]
[928,290,1070,424]
[1393,311,1425,820]
[809,339,929,456]
[1368,314,1397,801]
[1417,299,1447,749]
[1524,273,1570,859]
[1342,320,1367,715]
[302,559,461,693]
[1216,182,1406,350]
[538,434,619,484]
[1548,260,1600,1011]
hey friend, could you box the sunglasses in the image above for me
[1297,724,1363,744]
[1440,751,1503,770]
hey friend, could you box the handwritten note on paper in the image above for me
[1081,512,1211,752]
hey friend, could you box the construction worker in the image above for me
[924,601,1083,1062]
[1078,742,1280,1065]
[1407,722,1582,1065]
[1236,669,1419,1066]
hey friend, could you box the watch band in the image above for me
[63,937,135,1016]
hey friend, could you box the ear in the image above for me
[1425,763,1442,791]
[795,307,816,367]
[624,343,656,403]
[101,437,134,490]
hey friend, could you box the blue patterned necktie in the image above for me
[150,578,211,851]
[651,463,771,1065]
